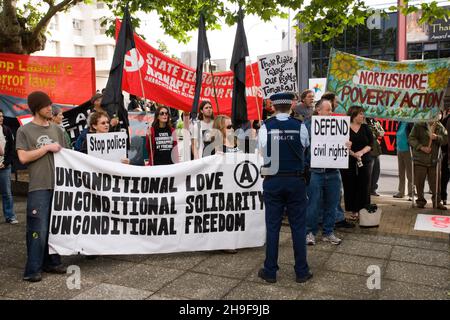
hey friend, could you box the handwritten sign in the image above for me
[414,214,450,233]
[257,50,297,99]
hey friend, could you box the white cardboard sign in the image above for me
[87,132,127,163]
[310,116,350,169]
[257,50,297,99]
[414,214,450,233]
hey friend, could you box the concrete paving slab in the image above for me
[224,281,303,300]
[67,257,136,283]
[390,246,449,268]
[336,240,392,259]
[71,283,152,300]
[324,253,387,276]
[4,272,97,300]
[307,271,378,299]
[192,249,262,279]
[344,233,397,245]
[142,252,210,271]
[157,272,240,300]
[379,280,449,300]
[103,263,185,292]
[146,293,190,300]
[385,261,449,288]
[394,237,436,250]
[0,242,27,269]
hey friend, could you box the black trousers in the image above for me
[340,162,371,213]
[441,152,449,201]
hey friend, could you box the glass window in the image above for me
[311,59,322,78]
[74,45,84,57]
[440,42,450,50]
[73,19,83,35]
[424,51,438,59]
[408,43,423,51]
[94,19,106,35]
[439,50,450,58]
[424,43,438,51]
[408,52,423,60]
[95,45,110,60]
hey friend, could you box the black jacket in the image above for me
[1,125,14,168]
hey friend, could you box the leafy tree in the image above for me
[0,0,449,54]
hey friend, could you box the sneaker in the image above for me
[322,233,342,245]
[407,197,412,201]
[43,265,66,274]
[257,268,276,283]
[335,219,355,229]
[23,273,42,282]
[306,232,316,245]
[393,193,404,198]
[296,271,313,283]
[6,218,18,224]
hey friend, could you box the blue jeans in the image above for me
[306,170,341,236]
[263,176,309,279]
[0,166,15,221]
[24,190,61,278]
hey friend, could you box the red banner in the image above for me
[119,23,263,120]
[0,53,95,105]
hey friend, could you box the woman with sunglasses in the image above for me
[212,115,240,154]
[146,106,179,166]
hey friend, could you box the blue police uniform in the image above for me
[258,98,312,283]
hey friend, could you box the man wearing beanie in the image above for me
[257,92,312,284]
[16,91,68,283]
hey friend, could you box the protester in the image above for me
[0,110,17,224]
[394,121,414,200]
[74,92,119,151]
[51,106,72,149]
[291,89,314,121]
[191,101,214,159]
[257,92,312,284]
[145,106,179,166]
[440,109,450,205]
[212,115,240,154]
[306,99,344,246]
[321,92,339,112]
[409,120,448,209]
[366,118,385,197]
[340,106,373,221]
[16,91,68,282]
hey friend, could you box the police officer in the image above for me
[257,92,313,284]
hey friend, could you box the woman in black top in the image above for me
[146,106,179,166]
[340,106,373,221]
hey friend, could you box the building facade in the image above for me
[34,1,115,91]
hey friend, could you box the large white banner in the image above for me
[49,149,265,255]
[257,50,297,99]
[311,116,350,169]
[87,132,128,163]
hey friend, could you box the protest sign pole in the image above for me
[208,58,220,114]
[248,59,261,122]
[136,48,147,102]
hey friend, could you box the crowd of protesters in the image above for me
[6,88,450,284]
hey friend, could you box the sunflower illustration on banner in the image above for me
[326,48,450,122]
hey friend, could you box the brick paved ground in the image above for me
[0,196,448,300]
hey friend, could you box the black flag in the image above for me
[191,13,211,119]
[230,8,249,126]
[101,4,135,140]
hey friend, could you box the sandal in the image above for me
[348,212,359,221]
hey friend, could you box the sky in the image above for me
[136,12,290,63]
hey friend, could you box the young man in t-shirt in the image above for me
[191,101,214,159]
[16,91,67,282]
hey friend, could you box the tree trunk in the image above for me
[0,0,49,54]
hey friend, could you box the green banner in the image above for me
[326,49,450,121]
